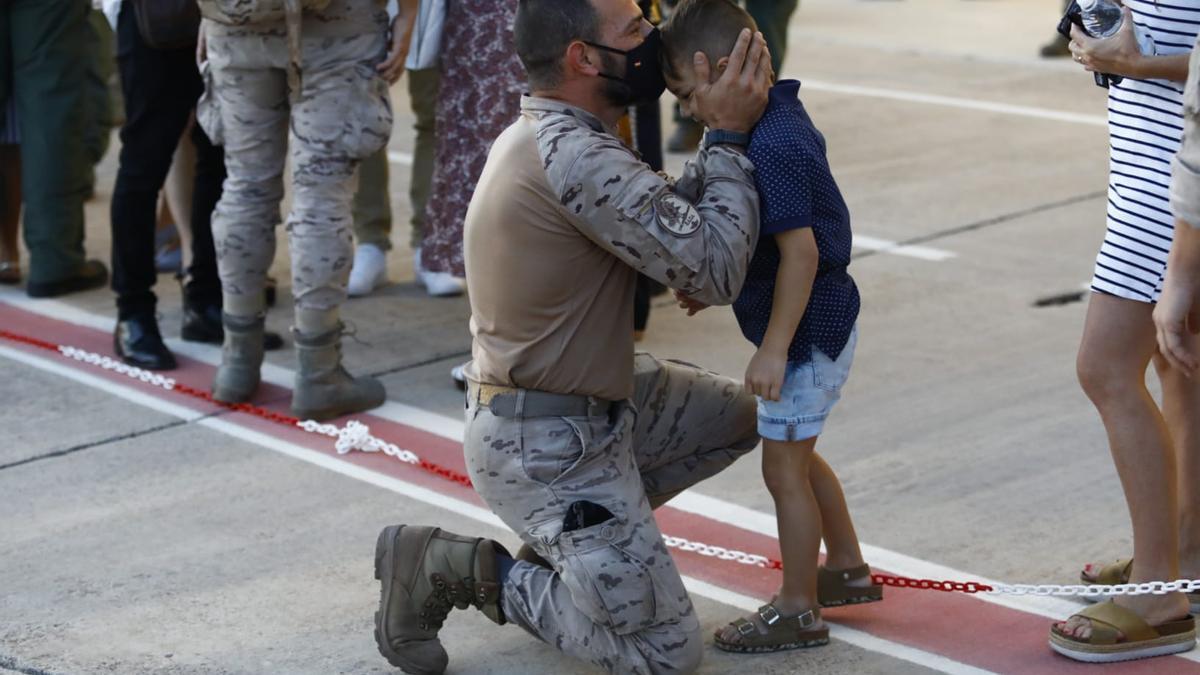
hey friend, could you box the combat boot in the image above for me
[212,313,265,403]
[290,325,385,421]
[374,525,509,675]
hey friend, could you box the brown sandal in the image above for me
[714,604,830,653]
[819,564,883,607]
[1049,601,1196,663]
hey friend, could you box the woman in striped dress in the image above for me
[1055,1,1200,662]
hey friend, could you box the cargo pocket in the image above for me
[519,415,588,487]
[340,62,393,160]
[195,60,223,146]
[557,516,659,635]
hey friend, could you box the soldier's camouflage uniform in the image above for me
[463,97,762,674]
[196,0,391,311]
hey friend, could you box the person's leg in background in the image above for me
[407,67,438,271]
[285,23,390,420]
[83,6,115,198]
[743,0,797,77]
[0,143,20,285]
[109,1,199,369]
[9,0,107,298]
[347,144,392,297]
[634,97,664,341]
[160,127,196,274]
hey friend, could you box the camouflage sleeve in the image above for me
[555,135,760,306]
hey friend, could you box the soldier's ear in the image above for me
[565,41,602,79]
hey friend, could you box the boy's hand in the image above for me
[674,290,710,316]
[692,28,771,134]
[745,347,787,402]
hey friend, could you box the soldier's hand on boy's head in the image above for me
[691,28,771,134]
[745,347,787,402]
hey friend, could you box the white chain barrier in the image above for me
[23,338,1200,601]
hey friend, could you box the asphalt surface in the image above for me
[4,1,1197,674]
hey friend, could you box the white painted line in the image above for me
[0,344,205,423]
[0,298,1110,625]
[854,234,956,262]
[0,339,983,674]
[802,79,1108,128]
[387,151,414,166]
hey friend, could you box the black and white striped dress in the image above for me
[1092,0,1200,302]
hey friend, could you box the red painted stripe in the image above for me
[3,301,1198,673]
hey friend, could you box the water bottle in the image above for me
[1079,0,1156,54]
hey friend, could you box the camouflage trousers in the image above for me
[197,6,391,312]
[464,354,759,675]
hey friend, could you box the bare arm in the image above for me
[1070,8,1190,83]
[378,0,419,84]
[745,228,819,401]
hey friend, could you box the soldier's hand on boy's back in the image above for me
[745,347,787,402]
[674,290,710,316]
[691,28,772,134]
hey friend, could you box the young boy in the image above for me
[661,0,882,653]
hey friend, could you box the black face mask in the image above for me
[585,28,667,107]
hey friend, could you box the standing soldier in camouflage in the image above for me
[372,1,772,673]
[196,0,407,420]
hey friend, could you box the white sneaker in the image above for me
[413,247,465,297]
[451,362,467,390]
[348,244,389,297]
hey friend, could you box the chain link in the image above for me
[12,329,1200,600]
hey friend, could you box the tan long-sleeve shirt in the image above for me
[463,96,760,401]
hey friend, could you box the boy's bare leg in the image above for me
[810,452,868,575]
[718,436,824,642]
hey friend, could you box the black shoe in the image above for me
[26,260,109,298]
[1040,34,1071,58]
[114,314,177,370]
[181,301,285,351]
[667,119,705,153]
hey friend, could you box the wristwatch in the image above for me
[703,129,751,150]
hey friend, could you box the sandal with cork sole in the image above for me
[819,564,883,607]
[1049,602,1196,663]
[714,605,830,654]
[1080,558,1200,612]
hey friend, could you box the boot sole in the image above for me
[291,393,386,422]
[374,525,445,675]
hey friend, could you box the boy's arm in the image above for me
[378,0,419,84]
[745,227,819,401]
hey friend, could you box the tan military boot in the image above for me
[290,325,385,421]
[374,525,509,675]
[212,313,265,403]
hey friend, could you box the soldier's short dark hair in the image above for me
[660,0,758,80]
[514,0,602,90]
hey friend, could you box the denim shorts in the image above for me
[757,326,857,442]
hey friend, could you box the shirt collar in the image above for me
[521,95,609,133]
[769,79,802,104]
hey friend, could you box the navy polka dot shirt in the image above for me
[733,80,860,365]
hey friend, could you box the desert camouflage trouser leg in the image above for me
[464,354,759,675]
[198,10,390,311]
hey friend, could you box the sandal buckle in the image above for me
[758,605,781,626]
[798,610,816,629]
[736,619,757,636]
